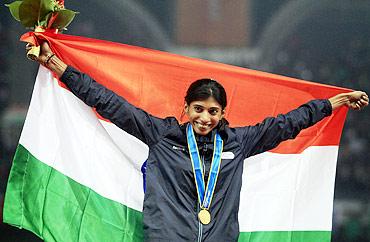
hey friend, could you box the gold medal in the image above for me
[198,209,211,225]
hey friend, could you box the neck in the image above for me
[195,128,216,143]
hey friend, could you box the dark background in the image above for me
[1,0,370,241]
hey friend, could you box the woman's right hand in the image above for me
[26,41,67,77]
[26,41,54,66]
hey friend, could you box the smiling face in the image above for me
[184,97,225,136]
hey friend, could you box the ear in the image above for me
[184,103,189,113]
[221,109,225,119]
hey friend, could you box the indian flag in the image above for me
[3,32,349,242]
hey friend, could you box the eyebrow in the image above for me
[193,104,220,110]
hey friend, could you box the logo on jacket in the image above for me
[221,152,235,159]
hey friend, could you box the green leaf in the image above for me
[50,9,78,30]
[19,0,56,28]
[5,1,23,21]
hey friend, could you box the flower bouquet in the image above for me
[5,0,77,58]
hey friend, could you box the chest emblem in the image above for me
[221,151,235,159]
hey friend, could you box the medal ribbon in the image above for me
[186,124,223,210]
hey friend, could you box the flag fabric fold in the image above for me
[4,32,349,241]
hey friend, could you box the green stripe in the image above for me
[238,231,331,242]
[3,144,143,242]
[3,145,332,242]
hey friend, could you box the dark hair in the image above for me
[185,78,227,109]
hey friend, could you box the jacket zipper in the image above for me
[197,214,203,242]
[172,145,186,152]
[197,143,207,242]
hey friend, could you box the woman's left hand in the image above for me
[329,91,369,111]
[345,91,369,110]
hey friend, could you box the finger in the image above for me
[360,94,369,103]
[359,103,367,109]
[41,41,51,52]
[355,103,361,110]
[348,102,356,110]
[361,95,369,102]
[356,101,363,109]
[25,42,35,48]
[359,99,366,106]
[27,54,37,61]
[25,44,32,51]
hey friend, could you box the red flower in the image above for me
[56,0,64,7]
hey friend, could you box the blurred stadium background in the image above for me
[1,0,370,241]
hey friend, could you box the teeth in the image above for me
[195,122,210,129]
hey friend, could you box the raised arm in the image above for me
[240,91,368,158]
[27,42,171,146]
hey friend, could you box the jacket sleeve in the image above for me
[239,99,333,157]
[60,66,170,146]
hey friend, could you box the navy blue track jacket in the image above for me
[61,66,333,242]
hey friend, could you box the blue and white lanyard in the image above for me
[186,124,223,209]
